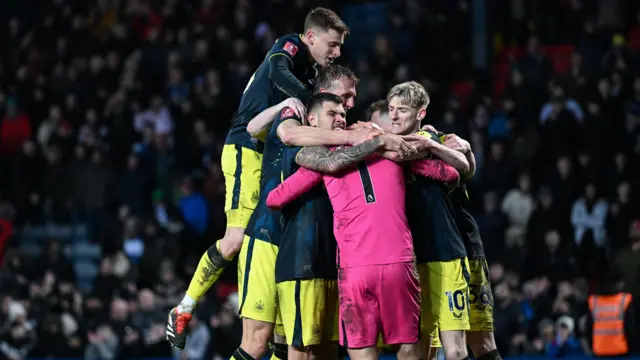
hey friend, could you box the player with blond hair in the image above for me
[369,81,473,360]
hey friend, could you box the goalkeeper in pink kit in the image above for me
[266,93,459,359]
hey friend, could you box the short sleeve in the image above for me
[270,106,303,141]
[278,106,302,124]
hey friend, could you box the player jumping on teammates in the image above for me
[244,65,419,360]
[230,66,413,360]
[167,8,379,350]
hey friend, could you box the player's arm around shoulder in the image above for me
[378,131,435,162]
[294,136,388,173]
[393,130,460,186]
[380,134,431,162]
[421,126,474,172]
[410,130,470,175]
[277,117,304,145]
[247,98,306,142]
[346,123,420,162]
[441,133,476,180]
[277,117,387,148]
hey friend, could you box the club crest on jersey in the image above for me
[254,300,264,312]
[281,107,295,119]
[283,42,298,56]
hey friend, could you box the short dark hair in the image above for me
[314,65,359,93]
[304,7,350,35]
[307,93,343,114]
[365,100,388,122]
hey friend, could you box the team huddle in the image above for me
[165,8,502,360]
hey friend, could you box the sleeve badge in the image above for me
[282,41,299,57]
[281,107,295,119]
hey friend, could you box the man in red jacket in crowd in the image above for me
[0,98,32,156]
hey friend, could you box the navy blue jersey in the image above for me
[451,183,485,259]
[244,107,302,244]
[225,34,316,152]
[275,146,337,283]
[435,131,486,260]
[406,130,467,263]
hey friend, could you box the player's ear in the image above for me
[417,107,426,121]
[306,30,315,45]
[318,88,327,93]
[307,113,316,127]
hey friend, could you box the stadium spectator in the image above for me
[178,178,208,236]
[84,325,118,360]
[545,316,583,357]
[501,171,535,248]
[586,271,637,356]
[0,300,37,360]
[0,98,31,157]
[133,96,174,136]
[118,154,152,217]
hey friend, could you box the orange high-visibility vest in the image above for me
[588,293,632,356]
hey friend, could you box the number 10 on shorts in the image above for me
[445,290,466,314]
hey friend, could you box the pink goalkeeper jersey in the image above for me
[266,154,459,268]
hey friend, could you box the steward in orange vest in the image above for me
[587,274,636,356]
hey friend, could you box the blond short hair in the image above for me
[386,81,430,110]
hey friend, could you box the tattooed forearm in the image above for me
[296,137,382,173]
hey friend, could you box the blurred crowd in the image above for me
[1,0,640,359]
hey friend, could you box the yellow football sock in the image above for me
[185,241,232,301]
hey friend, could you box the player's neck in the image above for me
[300,35,316,64]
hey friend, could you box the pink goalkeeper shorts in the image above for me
[338,262,421,348]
